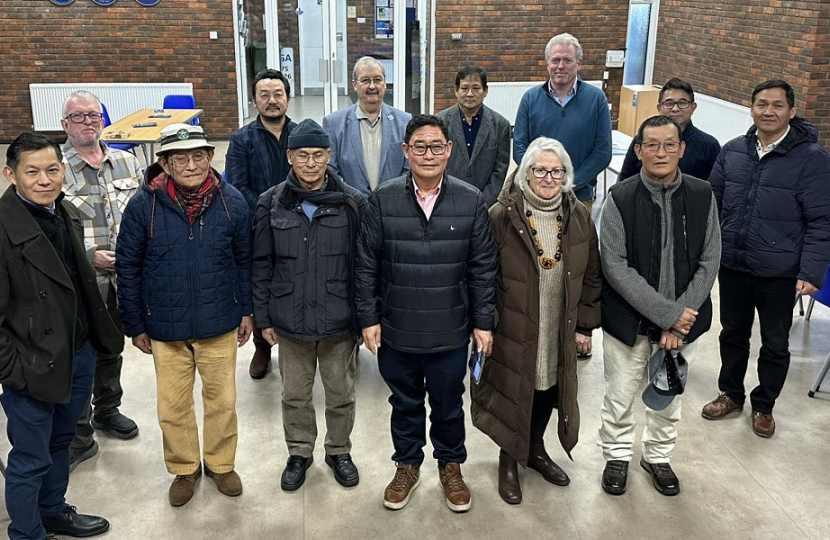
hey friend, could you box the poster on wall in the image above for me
[375,0,393,39]
[280,47,295,97]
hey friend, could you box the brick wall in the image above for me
[0,1,237,141]
[432,0,628,125]
[652,0,830,146]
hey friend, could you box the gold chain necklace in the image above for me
[526,209,563,269]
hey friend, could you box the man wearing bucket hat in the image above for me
[116,123,253,507]
[597,115,721,496]
[252,119,368,491]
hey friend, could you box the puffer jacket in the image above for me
[116,163,252,342]
[354,173,497,353]
[471,171,602,463]
[710,116,830,287]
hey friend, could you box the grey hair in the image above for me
[62,90,102,117]
[352,56,385,81]
[544,33,583,62]
[515,137,575,194]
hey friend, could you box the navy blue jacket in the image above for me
[619,121,722,181]
[710,117,830,287]
[226,115,298,213]
[116,164,253,342]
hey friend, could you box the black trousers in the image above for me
[530,385,559,445]
[72,284,126,449]
[717,267,797,414]
[377,343,468,469]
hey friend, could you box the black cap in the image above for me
[287,119,330,150]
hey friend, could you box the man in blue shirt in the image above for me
[618,78,721,181]
[513,33,612,213]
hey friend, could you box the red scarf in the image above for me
[164,169,218,225]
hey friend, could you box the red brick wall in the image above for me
[652,0,830,146]
[0,1,238,141]
[432,0,629,125]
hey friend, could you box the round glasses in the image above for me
[168,152,210,167]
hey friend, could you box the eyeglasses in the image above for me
[64,112,104,123]
[407,144,447,156]
[659,99,692,110]
[356,77,385,86]
[639,142,681,154]
[530,166,566,179]
[292,152,328,164]
[168,152,210,167]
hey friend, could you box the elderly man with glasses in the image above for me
[59,90,143,472]
[618,78,722,181]
[323,56,411,194]
[597,115,721,497]
[116,123,253,507]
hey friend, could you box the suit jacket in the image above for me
[323,103,411,194]
[437,104,511,208]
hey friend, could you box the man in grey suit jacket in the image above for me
[323,56,411,195]
[437,66,511,208]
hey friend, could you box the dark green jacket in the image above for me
[0,187,123,404]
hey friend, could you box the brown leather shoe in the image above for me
[169,465,202,507]
[439,463,471,513]
[751,411,775,438]
[701,393,743,420]
[498,450,521,505]
[249,347,271,380]
[205,467,243,497]
[383,463,420,510]
[527,443,570,486]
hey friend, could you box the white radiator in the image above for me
[29,83,194,131]
[484,80,603,126]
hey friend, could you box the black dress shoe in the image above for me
[640,458,680,496]
[92,411,139,440]
[601,460,628,495]
[42,505,109,538]
[281,455,313,491]
[325,453,360,487]
[68,441,99,474]
[527,443,570,486]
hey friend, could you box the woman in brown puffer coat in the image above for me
[471,136,601,505]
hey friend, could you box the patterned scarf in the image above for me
[166,169,219,224]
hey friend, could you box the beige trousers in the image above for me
[151,330,239,475]
[278,334,358,457]
[597,331,697,464]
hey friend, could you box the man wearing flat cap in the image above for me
[116,123,253,507]
[252,119,368,491]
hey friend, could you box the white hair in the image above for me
[352,56,386,81]
[515,137,575,194]
[544,33,583,62]
[62,90,102,117]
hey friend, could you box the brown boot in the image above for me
[383,463,420,510]
[249,347,271,380]
[527,443,570,486]
[439,463,471,513]
[498,450,521,505]
[169,465,202,507]
[205,467,243,497]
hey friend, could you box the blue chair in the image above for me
[162,94,199,125]
[100,103,140,155]
[806,267,830,397]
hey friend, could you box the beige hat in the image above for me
[156,123,215,156]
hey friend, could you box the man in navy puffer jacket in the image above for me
[116,124,253,506]
[701,80,830,438]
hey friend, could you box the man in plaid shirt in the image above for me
[61,91,142,471]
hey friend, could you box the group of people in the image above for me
[1,30,829,540]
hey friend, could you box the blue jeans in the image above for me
[378,343,469,468]
[2,341,96,540]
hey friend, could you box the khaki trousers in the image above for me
[597,331,698,464]
[278,334,357,457]
[151,330,239,475]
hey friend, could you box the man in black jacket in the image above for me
[252,119,368,492]
[355,115,497,513]
[0,133,123,540]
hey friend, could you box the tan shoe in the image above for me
[205,467,243,497]
[383,463,420,510]
[751,411,775,438]
[169,465,202,507]
[439,463,471,513]
[701,393,743,420]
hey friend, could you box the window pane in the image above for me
[623,3,652,86]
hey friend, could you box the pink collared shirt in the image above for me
[414,177,443,220]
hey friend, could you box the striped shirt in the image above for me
[62,141,143,298]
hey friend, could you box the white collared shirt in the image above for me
[756,125,790,159]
